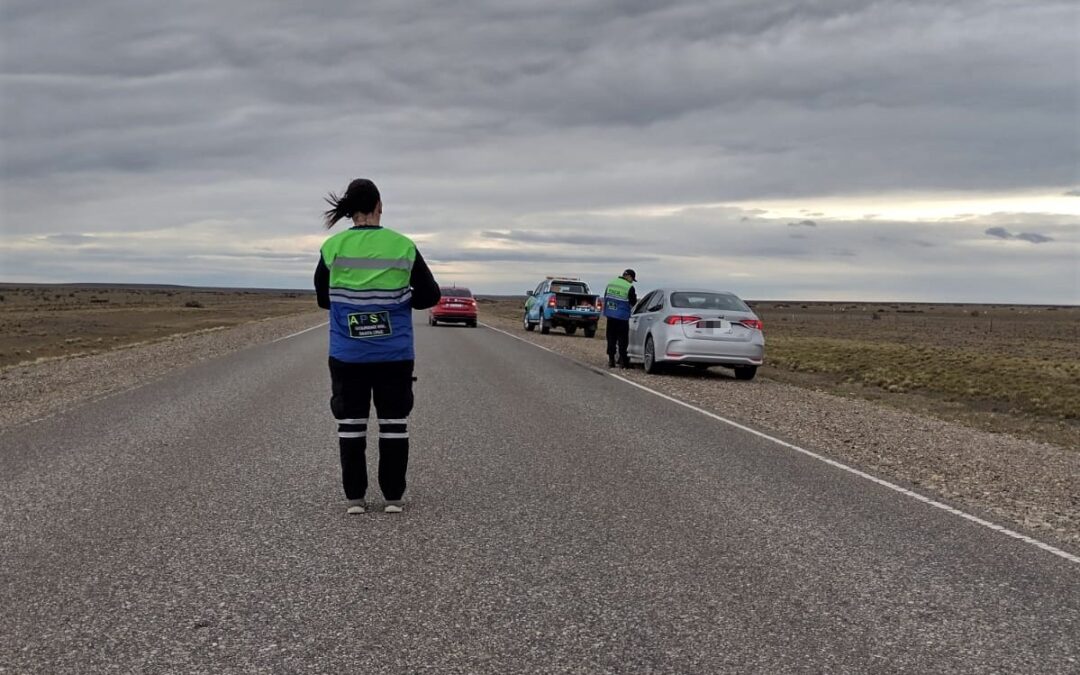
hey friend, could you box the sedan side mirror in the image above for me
[525,290,534,297]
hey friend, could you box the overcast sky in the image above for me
[1,0,1078,302]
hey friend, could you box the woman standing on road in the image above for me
[314,178,441,514]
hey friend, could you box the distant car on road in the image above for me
[627,289,764,379]
[429,287,478,327]
[524,277,601,337]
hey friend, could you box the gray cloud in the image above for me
[1065,189,1080,197]
[1,0,1078,303]
[1014,232,1054,244]
[788,220,818,227]
[872,234,935,248]
[3,207,1076,302]
[3,0,1075,198]
[480,230,632,245]
[41,233,98,245]
[984,226,1054,243]
[192,252,313,262]
[426,248,659,265]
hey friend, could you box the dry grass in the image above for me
[479,297,1080,448]
[764,336,1078,419]
[0,284,316,368]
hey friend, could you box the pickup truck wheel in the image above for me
[524,314,535,331]
[540,318,551,334]
[565,326,577,336]
[643,335,662,374]
[583,327,596,338]
[467,320,477,328]
[430,316,437,326]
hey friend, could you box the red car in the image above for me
[429,287,478,327]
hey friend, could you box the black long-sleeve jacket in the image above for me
[314,232,441,310]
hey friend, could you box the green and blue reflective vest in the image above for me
[320,226,417,363]
[603,277,633,320]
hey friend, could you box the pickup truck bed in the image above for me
[524,279,601,337]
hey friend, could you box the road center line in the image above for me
[271,321,328,343]
[479,321,1080,566]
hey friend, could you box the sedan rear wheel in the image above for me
[734,366,757,380]
[643,335,662,374]
[524,314,534,331]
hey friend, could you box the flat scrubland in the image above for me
[480,298,1080,449]
[0,284,316,368]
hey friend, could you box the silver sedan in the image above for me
[627,289,765,379]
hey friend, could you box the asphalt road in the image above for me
[2,316,1078,674]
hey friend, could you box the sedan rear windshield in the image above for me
[441,288,473,298]
[670,292,749,311]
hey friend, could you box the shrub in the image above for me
[184,300,204,308]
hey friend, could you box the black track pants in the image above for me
[606,318,629,364]
[328,358,414,502]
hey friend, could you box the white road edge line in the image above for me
[480,321,1080,566]
[271,321,328,343]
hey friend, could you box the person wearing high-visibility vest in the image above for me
[314,178,440,515]
[603,269,638,368]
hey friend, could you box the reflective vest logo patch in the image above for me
[347,311,392,338]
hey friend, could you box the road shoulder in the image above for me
[0,311,326,432]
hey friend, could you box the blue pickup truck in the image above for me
[523,277,601,337]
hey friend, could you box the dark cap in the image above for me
[623,269,637,282]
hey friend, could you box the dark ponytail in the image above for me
[323,178,381,229]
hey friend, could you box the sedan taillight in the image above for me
[664,315,701,325]
[740,318,763,331]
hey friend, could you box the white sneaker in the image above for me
[346,501,366,515]
[384,503,403,514]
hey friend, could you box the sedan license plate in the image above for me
[696,320,732,334]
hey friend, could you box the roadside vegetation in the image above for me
[0,284,317,368]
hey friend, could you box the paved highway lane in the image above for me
[2,316,1078,673]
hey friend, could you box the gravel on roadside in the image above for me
[0,312,326,432]
[482,314,1080,550]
